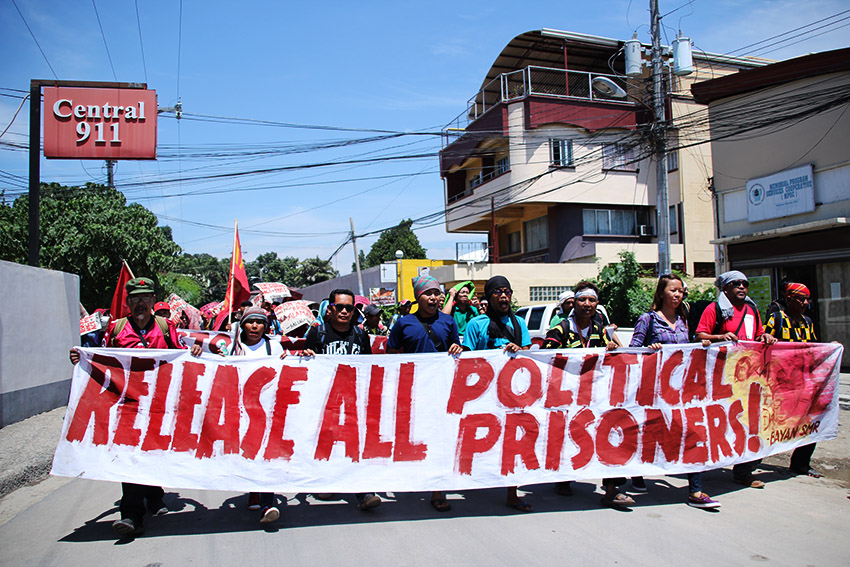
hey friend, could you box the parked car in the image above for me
[515,303,633,348]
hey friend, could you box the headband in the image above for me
[575,288,598,300]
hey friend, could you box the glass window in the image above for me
[582,208,648,235]
[596,210,610,234]
[529,285,572,302]
[506,231,521,254]
[582,209,596,234]
[669,204,678,234]
[550,139,574,167]
[524,216,548,252]
[496,156,509,175]
[602,143,639,171]
[527,307,546,330]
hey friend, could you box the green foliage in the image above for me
[597,251,647,326]
[687,283,717,303]
[165,253,231,305]
[248,252,300,285]
[361,219,426,268]
[294,256,339,287]
[1,182,180,310]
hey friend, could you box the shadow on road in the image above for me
[56,463,798,543]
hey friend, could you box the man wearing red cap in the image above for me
[69,277,201,537]
[764,282,823,478]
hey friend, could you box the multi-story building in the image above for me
[691,48,850,366]
[432,29,767,305]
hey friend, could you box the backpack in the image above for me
[110,316,176,348]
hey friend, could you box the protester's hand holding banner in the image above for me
[52,342,842,493]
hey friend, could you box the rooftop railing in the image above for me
[443,66,634,141]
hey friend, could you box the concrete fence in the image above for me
[0,260,79,428]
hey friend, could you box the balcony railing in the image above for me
[443,66,633,139]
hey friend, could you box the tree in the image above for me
[0,182,180,310]
[247,252,299,285]
[164,253,231,305]
[361,219,426,268]
[293,256,339,287]
[597,250,648,326]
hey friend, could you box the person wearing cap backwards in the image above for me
[302,289,382,511]
[696,270,776,489]
[548,290,576,330]
[441,281,479,338]
[227,307,288,523]
[360,304,389,336]
[763,282,824,479]
[387,274,462,512]
[462,276,534,513]
[69,277,202,537]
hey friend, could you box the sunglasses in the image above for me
[127,294,154,304]
[492,288,513,297]
[331,303,355,312]
[729,280,749,288]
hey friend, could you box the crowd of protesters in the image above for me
[69,268,829,537]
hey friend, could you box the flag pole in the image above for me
[227,220,238,329]
[122,258,135,279]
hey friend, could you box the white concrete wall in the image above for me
[0,260,79,427]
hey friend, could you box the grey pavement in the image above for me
[0,375,848,566]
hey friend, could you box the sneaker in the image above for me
[247,492,261,510]
[631,477,647,493]
[687,492,721,509]
[112,518,143,536]
[260,506,280,524]
[358,493,382,511]
[148,498,169,516]
[733,476,765,489]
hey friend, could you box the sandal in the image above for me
[506,499,534,513]
[791,467,823,478]
[600,493,635,508]
[430,497,452,512]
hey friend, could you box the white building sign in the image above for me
[746,164,815,222]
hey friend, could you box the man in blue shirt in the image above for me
[387,274,461,512]
[462,276,534,512]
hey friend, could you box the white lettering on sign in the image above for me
[53,99,145,146]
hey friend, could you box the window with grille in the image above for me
[582,208,649,235]
[602,143,639,171]
[496,156,509,175]
[550,139,574,167]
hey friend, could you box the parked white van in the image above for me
[514,303,633,347]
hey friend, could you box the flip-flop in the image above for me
[601,493,635,508]
[792,467,823,478]
[506,499,534,513]
[430,497,452,512]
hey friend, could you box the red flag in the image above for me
[214,222,251,330]
[109,260,135,319]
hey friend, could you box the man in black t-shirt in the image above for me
[301,289,380,510]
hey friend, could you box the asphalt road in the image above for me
[0,375,848,566]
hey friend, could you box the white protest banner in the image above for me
[79,313,102,335]
[166,293,202,329]
[370,287,396,306]
[274,301,316,335]
[52,342,842,493]
[254,283,292,303]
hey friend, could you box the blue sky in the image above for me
[1,0,848,275]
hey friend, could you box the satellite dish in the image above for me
[591,76,627,99]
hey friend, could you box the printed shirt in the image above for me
[630,311,689,347]
[304,324,372,355]
[464,313,531,351]
[695,301,763,341]
[103,316,185,350]
[765,310,817,343]
[543,316,609,349]
[386,312,460,354]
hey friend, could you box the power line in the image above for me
[91,0,118,81]
[11,0,58,79]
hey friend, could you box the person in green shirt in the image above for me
[441,281,479,337]
[548,290,575,329]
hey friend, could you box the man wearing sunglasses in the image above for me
[462,275,534,512]
[696,270,776,490]
[302,289,381,510]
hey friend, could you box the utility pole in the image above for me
[106,160,116,188]
[651,0,671,276]
[350,217,365,297]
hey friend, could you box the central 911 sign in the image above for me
[42,86,157,159]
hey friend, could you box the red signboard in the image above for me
[43,87,157,159]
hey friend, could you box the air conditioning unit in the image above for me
[639,224,651,236]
